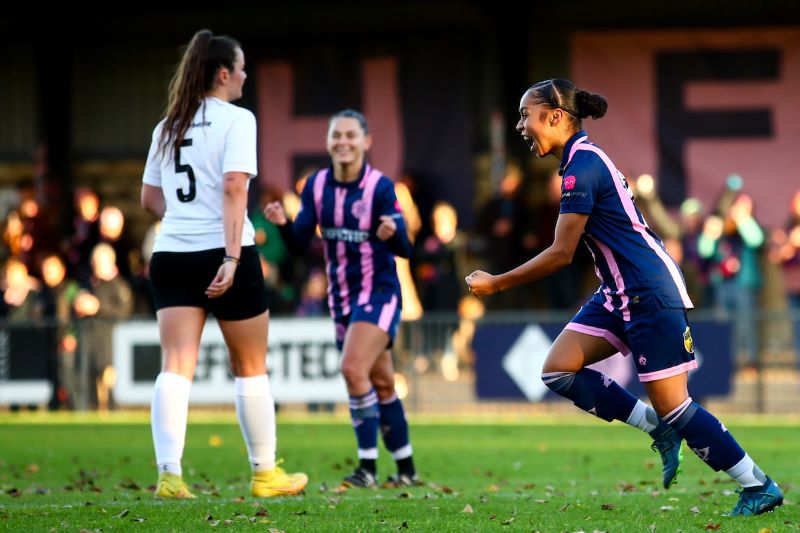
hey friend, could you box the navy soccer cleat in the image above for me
[725,477,784,517]
[340,467,377,489]
[382,472,422,488]
[650,425,683,489]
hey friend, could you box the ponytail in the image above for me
[157,29,240,158]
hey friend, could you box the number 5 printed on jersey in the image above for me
[175,139,196,202]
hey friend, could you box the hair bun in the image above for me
[575,90,608,120]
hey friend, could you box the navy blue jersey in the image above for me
[280,164,411,319]
[559,131,693,317]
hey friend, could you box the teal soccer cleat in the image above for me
[650,425,683,489]
[725,477,784,517]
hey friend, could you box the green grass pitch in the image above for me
[1,413,797,532]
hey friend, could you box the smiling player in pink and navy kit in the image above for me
[265,109,417,489]
[466,79,782,517]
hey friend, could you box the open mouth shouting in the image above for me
[522,135,535,153]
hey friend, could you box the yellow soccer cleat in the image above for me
[251,464,308,497]
[154,472,196,499]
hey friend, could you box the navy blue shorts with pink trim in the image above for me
[566,291,697,382]
[333,293,401,351]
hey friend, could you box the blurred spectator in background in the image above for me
[99,205,133,279]
[677,197,712,308]
[38,254,81,409]
[1,257,43,321]
[296,267,328,317]
[66,187,101,286]
[769,191,800,313]
[414,201,463,312]
[476,165,536,309]
[251,184,291,283]
[633,173,711,308]
[259,255,295,314]
[78,242,134,410]
[699,175,765,369]
[126,220,160,317]
[534,171,586,310]
[394,177,423,321]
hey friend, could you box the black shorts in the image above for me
[149,245,268,321]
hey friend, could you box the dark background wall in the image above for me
[2,0,800,243]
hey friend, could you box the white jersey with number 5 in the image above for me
[142,96,257,253]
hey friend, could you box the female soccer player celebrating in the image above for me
[465,79,782,517]
[264,110,418,488]
[141,29,307,499]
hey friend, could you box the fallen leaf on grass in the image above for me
[254,508,269,517]
[486,484,500,492]
[130,517,147,523]
[116,510,130,518]
[461,504,473,513]
[558,503,569,512]
[690,506,701,514]
[704,524,721,530]
[758,528,773,533]
[659,506,674,511]
[501,518,514,526]
[617,482,636,492]
[117,480,141,491]
[601,503,615,510]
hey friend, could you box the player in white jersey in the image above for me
[141,29,306,499]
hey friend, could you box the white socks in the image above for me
[151,372,192,476]
[626,400,660,434]
[235,375,277,473]
[726,454,767,488]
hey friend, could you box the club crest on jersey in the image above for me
[351,199,367,218]
[683,326,694,353]
[564,175,576,190]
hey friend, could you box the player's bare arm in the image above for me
[466,212,587,296]
[141,183,166,219]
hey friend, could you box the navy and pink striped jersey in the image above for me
[558,131,693,316]
[279,163,411,320]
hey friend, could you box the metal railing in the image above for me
[1,309,798,413]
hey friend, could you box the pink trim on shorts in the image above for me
[565,322,632,356]
[638,360,698,382]
[377,294,398,332]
